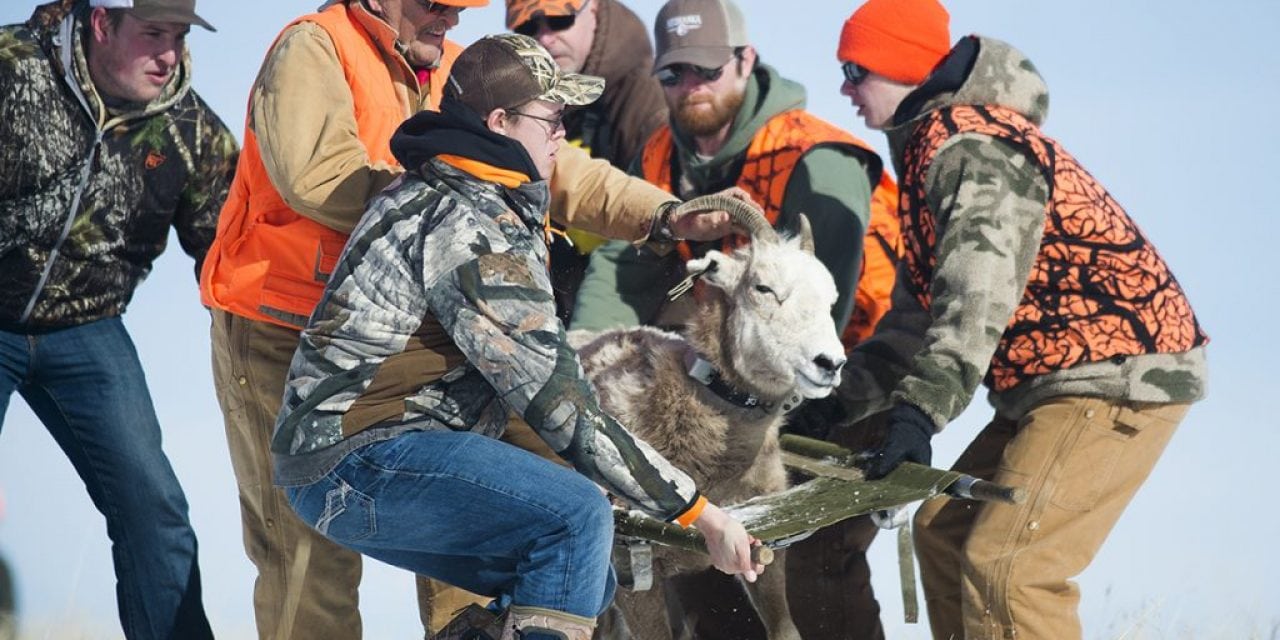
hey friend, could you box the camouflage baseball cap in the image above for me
[89,0,215,32]
[447,33,603,115]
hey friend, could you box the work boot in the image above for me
[502,605,595,640]
[429,603,505,640]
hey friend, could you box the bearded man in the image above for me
[570,1,901,638]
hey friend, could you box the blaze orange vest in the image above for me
[199,4,459,329]
[899,105,1207,391]
[640,110,901,349]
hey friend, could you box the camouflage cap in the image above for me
[505,0,589,30]
[447,33,604,115]
[89,0,215,32]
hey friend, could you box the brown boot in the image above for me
[429,603,506,640]
[501,605,595,640]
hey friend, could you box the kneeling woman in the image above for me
[270,34,760,640]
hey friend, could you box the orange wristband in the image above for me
[674,495,708,528]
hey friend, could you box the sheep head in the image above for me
[686,222,846,401]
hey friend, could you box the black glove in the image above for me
[783,395,849,441]
[864,403,934,480]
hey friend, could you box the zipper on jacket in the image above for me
[19,131,105,324]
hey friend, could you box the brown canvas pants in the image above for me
[210,309,485,639]
[914,396,1187,639]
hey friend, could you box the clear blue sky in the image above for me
[1,1,1277,638]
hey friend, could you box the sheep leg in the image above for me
[612,581,676,640]
[740,548,802,640]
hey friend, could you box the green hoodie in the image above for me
[572,62,875,332]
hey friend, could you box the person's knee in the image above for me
[570,491,613,545]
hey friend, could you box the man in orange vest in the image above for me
[833,1,1208,638]
[200,2,742,638]
[570,1,899,637]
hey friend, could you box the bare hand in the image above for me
[693,503,765,582]
[667,187,762,242]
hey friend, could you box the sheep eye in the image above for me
[754,284,774,295]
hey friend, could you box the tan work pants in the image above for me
[914,396,1187,639]
[210,309,483,639]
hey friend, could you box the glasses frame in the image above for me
[656,63,726,88]
[508,109,566,138]
[841,61,870,86]
[419,1,465,15]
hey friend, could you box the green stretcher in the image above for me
[612,433,1025,612]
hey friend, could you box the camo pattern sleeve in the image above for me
[426,226,701,521]
[890,134,1049,428]
[835,275,932,424]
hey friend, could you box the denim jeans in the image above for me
[0,317,211,640]
[286,430,617,619]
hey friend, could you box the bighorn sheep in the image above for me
[569,203,846,640]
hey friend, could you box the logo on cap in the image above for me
[666,14,703,37]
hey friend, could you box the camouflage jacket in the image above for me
[0,1,238,329]
[273,110,701,521]
[836,36,1208,426]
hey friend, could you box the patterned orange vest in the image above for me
[899,105,1207,390]
[199,4,458,329]
[640,110,901,349]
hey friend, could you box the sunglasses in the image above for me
[513,14,577,37]
[656,64,725,88]
[419,1,466,15]
[841,61,870,86]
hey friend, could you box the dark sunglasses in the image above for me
[656,64,725,88]
[420,1,466,15]
[513,14,577,37]
[841,61,870,86]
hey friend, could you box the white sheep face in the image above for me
[687,237,847,399]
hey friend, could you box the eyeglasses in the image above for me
[418,1,466,15]
[509,109,565,137]
[656,64,725,88]
[841,61,870,86]
[513,14,577,37]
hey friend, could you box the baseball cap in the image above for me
[653,0,747,72]
[447,33,603,116]
[89,0,215,32]
[505,0,589,30]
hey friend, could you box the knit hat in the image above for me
[446,33,604,116]
[653,0,748,71]
[838,0,951,85]
[505,0,589,30]
[89,0,215,31]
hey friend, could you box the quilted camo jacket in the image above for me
[0,0,238,329]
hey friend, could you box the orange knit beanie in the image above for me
[838,0,951,85]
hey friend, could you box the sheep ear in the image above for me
[688,249,744,292]
[797,214,815,254]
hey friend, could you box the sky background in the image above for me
[1,1,1278,638]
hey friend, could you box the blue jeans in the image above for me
[286,430,616,619]
[0,318,211,640]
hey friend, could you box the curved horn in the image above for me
[674,193,779,243]
[797,213,815,254]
